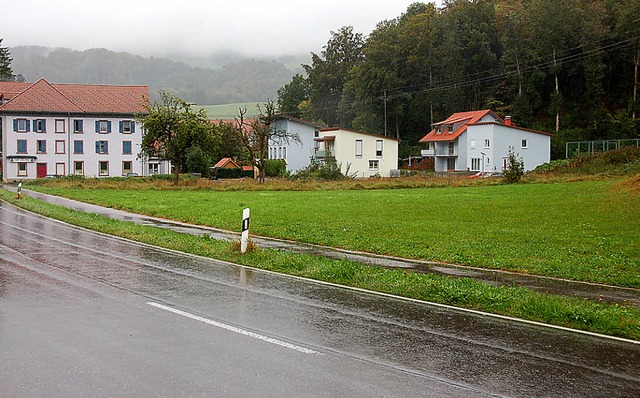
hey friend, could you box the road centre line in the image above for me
[147,302,322,355]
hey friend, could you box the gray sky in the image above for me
[4,0,441,59]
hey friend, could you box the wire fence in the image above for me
[565,139,640,158]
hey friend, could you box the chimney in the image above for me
[505,116,512,126]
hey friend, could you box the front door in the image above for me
[37,163,47,178]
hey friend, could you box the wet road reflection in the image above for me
[1,201,639,397]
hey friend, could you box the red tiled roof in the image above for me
[213,157,241,169]
[0,81,31,101]
[419,110,498,142]
[0,78,148,115]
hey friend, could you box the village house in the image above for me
[268,114,324,173]
[0,78,151,181]
[419,110,552,173]
[314,128,399,178]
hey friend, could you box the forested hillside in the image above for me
[279,0,640,159]
[9,46,296,104]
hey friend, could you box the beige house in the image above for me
[314,128,399,178]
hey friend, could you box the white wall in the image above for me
[2,114,143,181]
[269,118,318,172]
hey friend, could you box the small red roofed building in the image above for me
[419,110,552,173]
[0,78,153,181]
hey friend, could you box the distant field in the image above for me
[198,102,266,119]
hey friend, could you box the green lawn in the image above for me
[198,102,264,119]
[28,180,640,287]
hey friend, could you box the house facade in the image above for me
[1,79,150,181]
[314,128,399,178]
[419,110,552,173]
[268,114,324,173]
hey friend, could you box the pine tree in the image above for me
[0,39,15,82]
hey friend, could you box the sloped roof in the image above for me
[0,78,148,115]
[273,114,325,129]
[419,110,499,142]
[213,157,242,169]
[320,127,400,141]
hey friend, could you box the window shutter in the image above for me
[131,122,135,133]
[78,120,83,132]
[95,121,100,133]
[26,120,30,132]
[95,141,100,153]
[119,121,123,133]
[107,121,112,133]
[13,119,17,131]
[42,120,47,132]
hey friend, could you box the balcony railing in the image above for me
[314,150,334,160]
[421,149,435,157]
[435,149,458,157]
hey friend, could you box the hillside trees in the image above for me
[0,39,14,81]
[140,91,220,183]
[283,0,640,160]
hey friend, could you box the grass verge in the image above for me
[2,188,639,341]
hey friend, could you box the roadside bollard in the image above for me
[241,208,250,253]
[17,182,22,199]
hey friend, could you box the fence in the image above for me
[565,139,640,158]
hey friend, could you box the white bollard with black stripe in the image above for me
[241,208,250,253]
[17,182,22,198]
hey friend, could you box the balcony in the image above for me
[421,149,435,157]
[435,149,458,157]
[314,150,334,161]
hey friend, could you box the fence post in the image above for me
[241,208,250,253]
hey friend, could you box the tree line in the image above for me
[277,0,640,159]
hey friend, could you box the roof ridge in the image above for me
[47,79,85,112]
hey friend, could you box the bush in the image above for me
[186,146,211,178]
[503,147,525,183]
[263,159,288,177]
[291,158,355,181]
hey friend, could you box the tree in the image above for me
[503,147,525,183]
[237,99,300,183]
[139,90,219,183]
[276,73,310,118]
[0,39,15,81]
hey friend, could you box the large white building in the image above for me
[1,79,149,181]
[419,110,552,173]
[314,128,399,178]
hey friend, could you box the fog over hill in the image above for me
[10,46,306,104]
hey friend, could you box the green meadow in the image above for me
[24,179,640,288]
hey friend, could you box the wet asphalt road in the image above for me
[1,202,639,397]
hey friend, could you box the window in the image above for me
[355,140,363,157]
[122,161,132,175]
[56,163,65,176]
[448,142,455,155]
[55,140,65,154]
[74,119,84,133]
[74,140,84,154]
[122,141,132,154]
[74,161,84,175]
[95,141,109,154]
[14,118,29,132]
[37,140,47,154]
[34,119,46,133]
[471,158,481,171]
[95,120,111,133]
[99,161,109,176]
[314,130,319,138]
[376,140,383,157]
[369,160,379,170]
[55,119,65,133]
[470,139,476,149]
[17,139,27,154]
[17,163,28,176]
[521,139,528,148]
[484,139,491,148]
[149,163,159,175]
[119,120,134,133]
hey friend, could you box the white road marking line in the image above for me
[147,302,322,355]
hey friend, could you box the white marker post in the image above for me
[241,208,250,253]
[17,182,22,198]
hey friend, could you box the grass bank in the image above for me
[25,178,640,288]
[1,189,639,341]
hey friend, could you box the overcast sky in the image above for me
[4,0,442,59]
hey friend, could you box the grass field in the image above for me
[198,102,265,119]
[25,179,640,287]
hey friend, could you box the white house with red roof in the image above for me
[1,78,150,181]
[419,110,552,173]
[314,128,399,178]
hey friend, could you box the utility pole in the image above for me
[383,90,388,136]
